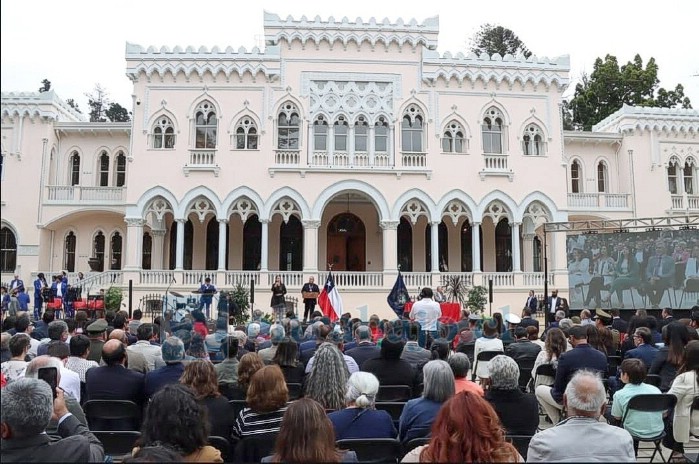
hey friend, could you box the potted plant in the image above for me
[443,274,469,307]
[228,282,251,326]
[466,285,488,315]
[104,286,123,312]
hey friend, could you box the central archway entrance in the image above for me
[327,213,366,271]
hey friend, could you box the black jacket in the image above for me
[485,388,539,436]
[504,340,542,364]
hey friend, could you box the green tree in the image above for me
[105,102,131,122]
[469,24,532,58]
[85,83,110,122]
[564,54,692,131]
[66,98,82,114]
[39,79,51,93]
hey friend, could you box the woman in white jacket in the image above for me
[666,340,699,460]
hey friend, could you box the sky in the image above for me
[2,0,698,115]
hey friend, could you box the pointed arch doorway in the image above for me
[327,213,366,271]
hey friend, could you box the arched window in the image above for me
[597,161,608,193]
[401,105,424,152]
[114,151,126,187]
[98,152,109,187]
[194,101,217,149]
[235,117,258,150]
[684,159,695,195]
[69,151,80,186]
[571,160,582,193]
[668,158,679,194]
[64,231,76,272]
[495,219,512,272]
[142,232,152,270]
[0,227,17,273]
[354,116,368,152]
[533,236,542,272]
[279,216,303,271]
[93,231,105,272]
[110,232,123,270]
[313,116,328,151]
[442,121,466,153]
[334,116,349,152]
[375,117,389,153]
[277,102,300,150]
[482,107,505,154]
[152,116,175,149]
[243,216,262,271]
[397,217,413,271]
[523,124,544,156]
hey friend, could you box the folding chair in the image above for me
[643,374,662,389]
[336,438,403,463]
[607,355,622,379]
[516,357,536,392]
[472,350,503,382]
[233,435,277,463]
[83,400,141,431]
[92,431,140,459]
[228,399,247,419]
[376,385,412,402]
[374,401,406,430]
[286,382,303,400]
[621,393,677,462]
[208,435,231,463]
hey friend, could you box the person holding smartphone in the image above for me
[0,377,104,462]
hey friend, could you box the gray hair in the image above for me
[564,370,607,413]
[555,310,566,321]
[355,325,372,342]
[1,377,53,438]
[304,342,349,411]
[345,371,380,408]
[489,355,520,390]
[161,336,185,363]
[559,318,574,330]
[252,309,263,321]
[270,324,286,345]
[24,355,63,380]
[47,320,69,341]
[422,360,455,402]
[247,322,261,338]
[448,353,470,379]
[230,330,248,347]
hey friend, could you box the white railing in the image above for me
[480,272,514,287]
[401,152,426,168]
[568,193,630,209]
[688,195,699,210]
[275,150,300,165]
[47,186,74,200]
[267,271,304,287]
[483,154,509,171]
[182,271,217,286]
[332,151,350,166]
[76,271,123,289]
[80,187,124,201]
[671,195,684,209]
[522,272,555,287]
[311,151,392,168]
[603,193,630,208]
[225,271,261,286]
[189,149,216,165]
[402,272,433,288]
[567,193,598,208]
[140,270,175,285]
[332,271,383,288]
[439,272,474,287]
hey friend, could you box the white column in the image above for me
[151,229,166,270]
[471,222,481,272]
[302,220,320,272]
[175,219,185,270]
[307,120,313,165]
[522,233,535,272]
[328,125,335,165]
[260,219,269,272]
[430,220,440,273]
[512,222,521,272]
[368,125,375,166]
[380,220,399,272]
[217,219,228,271]
[389,125,395,167]
[123,218,144,271]
[348,125,355,165]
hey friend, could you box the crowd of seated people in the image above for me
[1,297,698,463]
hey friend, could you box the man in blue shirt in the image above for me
[197,277,216,319]
[16,289,30,311]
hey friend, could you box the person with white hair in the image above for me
[327,372,396,440]
[527,370,635,462]
[258,323,286,363]
[0,377,104,462]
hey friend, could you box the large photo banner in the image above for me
[566,228,699,310]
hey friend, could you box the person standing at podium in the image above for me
[197,277,217,319]
[301,277,320,322]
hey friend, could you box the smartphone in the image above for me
[38,367,58,399]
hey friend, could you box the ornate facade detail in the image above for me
[401,200,429,224]
[593,105,699,133]
[125,218,145,227]
[228,197,259,222]
[379,220,399,230]
[442,200,471,226]
[144,197,174,222]
[307,78,395,122]
[522,202,550,224]
[271,198,301,223]
[188,198,216,223]
[301,219,321,229]
[482,201,511,223]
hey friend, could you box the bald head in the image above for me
[108,329,127,344]
[102,339,127,366]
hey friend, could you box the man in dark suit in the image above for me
[546,289,568,325]
[610,309,629,334]
[1,377,104,462]
[535,325,607,424]
[525,290,539,313]
[624,327,659,369]
[345,325,380,367]
[519,308,540,332]
[658,307,675,331]
[505,327,541,364]
[144,336,186,399]
[85,339,145,430]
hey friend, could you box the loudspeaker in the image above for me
[250,279,255,304]
[488,279,493,303]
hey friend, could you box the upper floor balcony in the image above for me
[183,149,220,176]
[45,185,125,205]
[567,192,632,211]
[670,193,699,212]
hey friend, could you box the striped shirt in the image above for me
[233,406,287,439]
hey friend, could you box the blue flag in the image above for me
[387,272,410,318]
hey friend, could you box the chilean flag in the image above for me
[318,271,343,322]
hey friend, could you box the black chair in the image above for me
[506,434,533,459]
[83,400,141,431]
[92,431,140,458]
[455,342,476,366]
[233,435,277,463]
[229,399,247,419]
[374,402,406,430]
[208,435,231,462]
[516,358,536,392]
[621,394,677,462]
[533,363,556,386]
[336,438,403,463]
[644,374,662,388]
[607,355,622,378]
[472,350,503,382]
[219,383,246,400]
[79,381,87,406]
[402,437,430,456]
[286,382,303,400]
[377,385,412,402]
